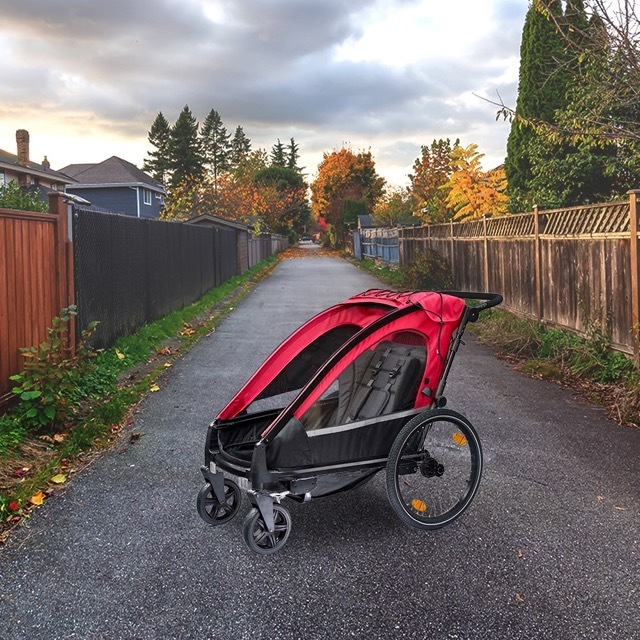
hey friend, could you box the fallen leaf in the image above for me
[129,433,143,443]
[517,550,523,558]
[157,347,171,356]
[29,491,45,505]
[38,435,55,443]
[149,384,160,392]
[597,495,604,502]
[115,348,126,360]
[164,362,172,368]
[8,501,19,511]
[50,474,66,484]
[515,593,525,603]
[53,434,67,443]
[613,506,627,511]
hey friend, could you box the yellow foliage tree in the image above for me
[443,144,508,221]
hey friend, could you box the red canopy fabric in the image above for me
[217,289,466,422]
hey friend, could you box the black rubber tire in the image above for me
[196,479,241,526]
[386,409,482,530]
[242,504,292,555]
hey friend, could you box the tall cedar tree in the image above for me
[142,112,171,184]
[230,126,251,168]
[505,0,567,212]
[201,109,231,188]
[168,106,203,189]
[270,139,286,167]
[286,138,301,172]
[527,0,622,206]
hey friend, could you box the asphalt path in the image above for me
[1,248,639,639]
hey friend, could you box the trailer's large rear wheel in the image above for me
[243,504,292,555]
[386,409,482,530]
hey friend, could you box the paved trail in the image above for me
[1,252,638,639]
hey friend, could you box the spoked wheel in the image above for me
[197,479,241,526]
[243,504,292,555]
[386,409,482,530]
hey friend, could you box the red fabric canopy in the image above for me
[217,289,466,422]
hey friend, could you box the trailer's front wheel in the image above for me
[386,409,482,530]
[243,505,291,555]
[196,479,241,526]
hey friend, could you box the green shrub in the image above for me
[0,181,48,213]
[9,307,99,433]
[401,250,454,291]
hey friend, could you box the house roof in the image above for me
[0,148,76,184]
[58,156,165,192]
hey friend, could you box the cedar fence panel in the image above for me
[0,194,73,405]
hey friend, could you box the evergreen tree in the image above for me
[270,139,286,167]
[201,109,231,188]
[230,125,251,168]
[505,0,567,212]
[168,105,203,189]
[286,137,300,172]
[142,112,171,184]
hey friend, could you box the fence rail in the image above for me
[351,192,640,360]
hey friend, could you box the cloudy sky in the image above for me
[0,0,526,187]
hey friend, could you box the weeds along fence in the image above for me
[0,195,288,404]
[395,191,640,358]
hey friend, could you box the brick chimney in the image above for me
[16,129,29,166]
[42,155,50,170]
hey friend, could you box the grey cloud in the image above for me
[0,0,527,179]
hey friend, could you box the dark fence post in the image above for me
[629,190,640,365]
[49,192,75,350]
[482,215,489,293]
[533,205,543,322]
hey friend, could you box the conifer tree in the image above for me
[168,105,203,189]
[142,112,171,184]
[286,137,301,172]
[230,126,251,168]
[270,139,286,167]
[201,109,231,188]
[504,0,567,212]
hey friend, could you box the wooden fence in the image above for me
[0,193,74,404]
[398,191,640,358]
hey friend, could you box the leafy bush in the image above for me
[0,181,48,213]
[401,250,454,291]
[9,307,99,432]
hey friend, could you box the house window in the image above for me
[143,188,152,205]
[0,172,5,188]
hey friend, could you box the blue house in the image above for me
[60,156,166,218]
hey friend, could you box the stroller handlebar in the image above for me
[440,290,503,313]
